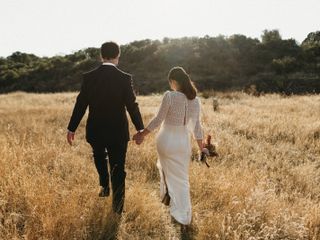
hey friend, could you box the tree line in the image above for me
[0,30,319,95]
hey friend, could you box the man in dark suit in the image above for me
[67,41,144,214]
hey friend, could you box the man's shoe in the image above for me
[99,187,110,197]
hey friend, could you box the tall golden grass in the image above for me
[0,91,320,240]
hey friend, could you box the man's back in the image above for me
[67,64,144,143]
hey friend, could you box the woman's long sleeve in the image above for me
[146,91,171,131]
[193,99,203,140]
[194,118,203,140]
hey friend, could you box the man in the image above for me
[67,41,144,214]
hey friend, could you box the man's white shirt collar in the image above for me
[102,62,116,66]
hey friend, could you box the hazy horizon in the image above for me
[1,0,319,58]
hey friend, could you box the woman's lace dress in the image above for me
[146,90,203,224]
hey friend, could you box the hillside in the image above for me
[0,30,319,95]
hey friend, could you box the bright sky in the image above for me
[1,0,319,57]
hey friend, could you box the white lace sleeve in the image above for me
[146,91,171,131]
[193,98,203,140]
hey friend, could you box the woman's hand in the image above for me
[201,148,210,156]
[141,128,150,138]
[132,128,151,145]
[196,139,204,152]
[133,131,144,145]
[199,147,211,168]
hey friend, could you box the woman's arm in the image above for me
[196,139,204,151]
[194,99,204,151]
[145,91,171,133]
[133,91,171,142]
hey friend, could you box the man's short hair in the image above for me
[101,42,120,59]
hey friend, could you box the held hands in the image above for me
[133,129,151,145]
[132,130,144,145]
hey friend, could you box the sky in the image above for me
[0,0,319,57]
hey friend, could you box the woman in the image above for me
[138,66,205,229]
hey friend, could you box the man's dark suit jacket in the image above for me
[67,64,144,143]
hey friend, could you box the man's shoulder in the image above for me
[82,65,131,82]
[82,66,101,78]
[115,67,132,79]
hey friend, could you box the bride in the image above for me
[134,66,205,230]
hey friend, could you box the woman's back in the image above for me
[146,91,203,140]
[164,91,200,126]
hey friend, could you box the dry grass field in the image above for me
[1,91,320,240]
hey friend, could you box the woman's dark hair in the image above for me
[168,67,197,100]
[101,41,120,59]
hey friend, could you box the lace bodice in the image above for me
[146,91,203,140]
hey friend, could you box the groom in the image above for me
[66,41,144,214]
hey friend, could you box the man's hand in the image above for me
[132,131,144,145]
[67,131,75,146]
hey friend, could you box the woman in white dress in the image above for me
[137,67,205,230]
